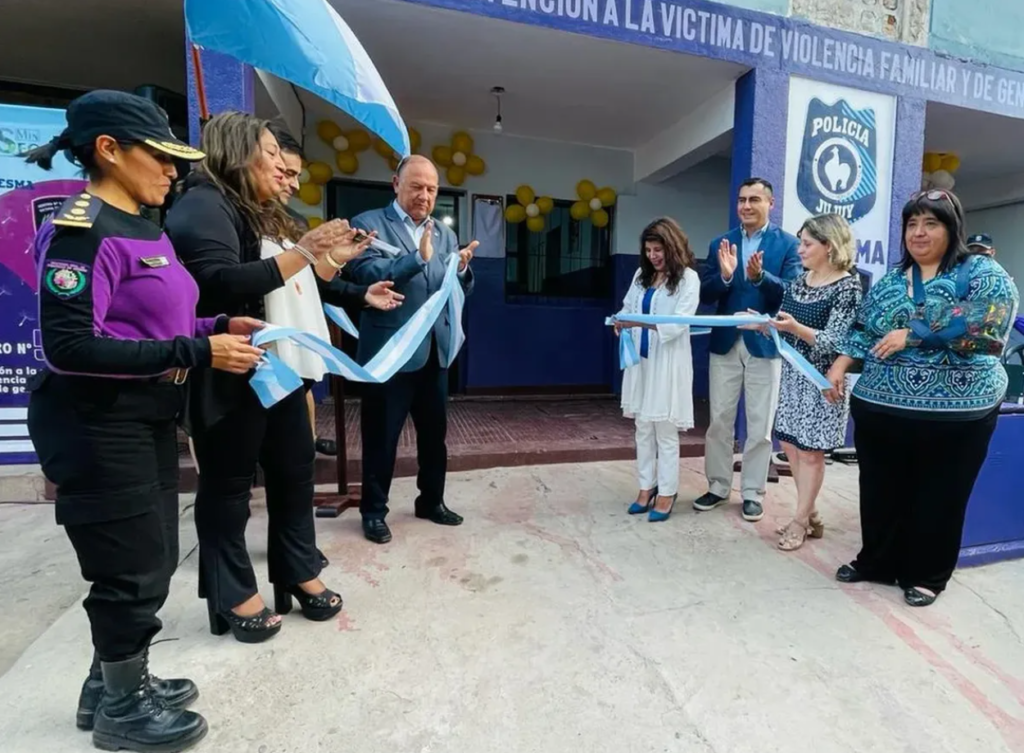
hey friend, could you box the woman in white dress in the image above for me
[615,217,700,522]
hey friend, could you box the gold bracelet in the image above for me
[323,252,346,270]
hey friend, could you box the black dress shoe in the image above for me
[415,503,464,526]
[363,518,392,544]
[315,438,338,456]
[904,587,938,607]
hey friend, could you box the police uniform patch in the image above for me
[44,260,89,298]
[51,193,101,228]
[796,98,877,223]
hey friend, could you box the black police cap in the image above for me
[55,90,204,162]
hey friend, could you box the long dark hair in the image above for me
[638,217,694,294]
[899,189,969,274]
[194,111,296,242]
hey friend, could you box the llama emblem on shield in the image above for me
[796,97,877,223]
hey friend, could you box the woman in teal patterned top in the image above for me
[826,189,1019,608]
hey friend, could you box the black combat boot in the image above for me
[92,653,207,752]
[77,652,200,731]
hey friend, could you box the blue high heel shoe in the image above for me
[628,487,657,515]
[648,494,678,522]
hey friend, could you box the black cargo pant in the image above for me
[190,385,320,613]
[28,374,183,662]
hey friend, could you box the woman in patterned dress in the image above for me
[827,190,1018,607]
[746,214,861,550]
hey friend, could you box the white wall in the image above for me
[296,119,731,259]
[966,203,1024,297]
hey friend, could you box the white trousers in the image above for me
[635,419,680,496]
[704,339,782,502]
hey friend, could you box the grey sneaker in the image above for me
[742,499,764,521]
[693,492,725,512]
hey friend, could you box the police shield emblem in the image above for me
[796,98,877,223]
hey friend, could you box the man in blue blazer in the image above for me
[694,177,801,522]
[346,155,477,544]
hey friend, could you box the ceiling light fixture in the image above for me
[491,86,505,134]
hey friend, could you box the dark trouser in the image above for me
[850,398,999,593]
[191,385,319,613]
[360,344,448,520]
[28,375,182,661]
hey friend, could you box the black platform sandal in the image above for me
[273,583,343,622]
[207,601,282,643]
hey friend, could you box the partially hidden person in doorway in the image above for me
[165,113,390,641]
[696,177,801,522]
[24,90,266,753]
[615,217,700,522]
[346,155,477,544]
[827,189,1019,607]
[741,213,861,550]
[267,124,403,568]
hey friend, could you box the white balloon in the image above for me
[452,151,467,167]
[525,203,540,217]
[930,169,955,189]
[921,172,932,190]
[298,169,311,184]
[332,135,350,152]
[589,197,602,211]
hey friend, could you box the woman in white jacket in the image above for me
[615,217,700,522]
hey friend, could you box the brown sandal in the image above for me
[778,520,810,550]
[776,512,824,538]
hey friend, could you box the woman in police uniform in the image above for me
[25,90,264,753]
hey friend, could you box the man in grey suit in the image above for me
[347,155,477,544]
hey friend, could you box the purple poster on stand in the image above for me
[0,105,86,464]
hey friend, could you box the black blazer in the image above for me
[165,176,367,429]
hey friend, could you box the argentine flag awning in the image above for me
[183,0,411,156]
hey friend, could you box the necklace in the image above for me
[806,269,842,288]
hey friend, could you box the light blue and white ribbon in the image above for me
[608,313,832,392]
[248,254,465,408]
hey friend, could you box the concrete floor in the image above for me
[1,459,1023,753]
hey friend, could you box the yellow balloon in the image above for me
[298,182,322,206]
[505,204,527,223]
[922,153,942,173]
[526,216,545,233]
[577,179,597,201]
[347,129,371,152]
[570,200,590,221]
[940,153,960,172]
[596,187,617,207]
[409,128,422,152]
[591,209,610,228]
[306,161,333,185]
[536,196,554,215]
[316,121,343,145]
[373,138,393,158]
[432,145,453,167]
[447,165,466,186]
[335,151,358,175]
[466,154,486,176]
[515,185,536,207]
[452,131,474,155]
[388,156,400,172]
[307,216,323,229]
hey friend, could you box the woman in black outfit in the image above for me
[165,112,388,642]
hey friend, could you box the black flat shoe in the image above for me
[363,518,392,544]
[835,564,896,585]
[207,602,281,643]
[904,588,938,607]
[274,583,343,621]
[415,502,463,526]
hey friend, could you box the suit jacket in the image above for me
[346,205,474,373]
[700,223,801,358]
